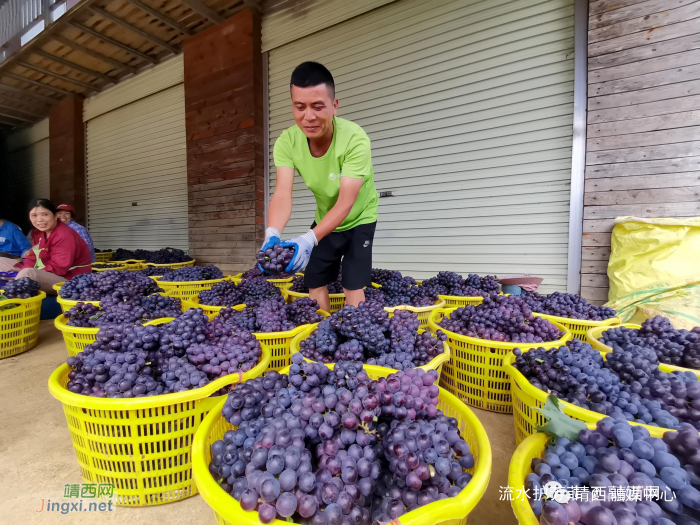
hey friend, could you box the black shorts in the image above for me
[304,221,376,291]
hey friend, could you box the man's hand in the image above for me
[281,231,318,273]
[21,249,31,259]
[258,227,281,272]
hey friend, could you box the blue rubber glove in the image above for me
[257,227,281,272]
[281,230,318,273]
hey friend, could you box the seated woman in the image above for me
[0,215,31,259]
[0,199,92,294]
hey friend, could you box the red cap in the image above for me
[57,204,75,212]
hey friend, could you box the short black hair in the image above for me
[28,198,57,215]
[290,62,335,99]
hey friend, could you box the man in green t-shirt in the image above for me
[262,62,379,311]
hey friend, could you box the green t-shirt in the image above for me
[273,116,379,232]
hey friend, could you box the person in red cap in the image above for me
[56,204,96,263]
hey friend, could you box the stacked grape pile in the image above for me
[298,302,446,369]
[421,271,500,298]
[199,277,282,308]
[59,271,162,301]
[369,269,436,307]
[526,416,700,525]
[139,267,166,277]
[520,291,617,321]
[64,293,182,328]
[95,248,112,253]
[64,309,262,397]
[290,271,344,295]
[438,295,563,343]
[601,316,700,370]
[208,354,475,524]
[513,340,700,430]
[160,266,224,282]
[210,297,323,334]
[0,277,41,299]
[110,248,193,264]
[257,244,296,274]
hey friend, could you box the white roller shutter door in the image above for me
[269,0,575,292]
[86,84,188,250]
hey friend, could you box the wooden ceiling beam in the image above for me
[0,118,22,127]
[125,0,194,37]
[0,83,57,104]
[0,102,44,119]
[3,71,74,96]
[179,0,224,24]
[87,5,180,55]
[0,110,33,123]
[18,61,97,92]
[34,49,116,84]
[52,34,138,75]
[68,21,158,64]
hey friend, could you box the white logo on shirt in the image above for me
[363,240,370,248]
[329,173,338,180]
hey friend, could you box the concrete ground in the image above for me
[0,320,519,525]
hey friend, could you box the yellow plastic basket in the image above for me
[0,291,46,359]
[154,277,228,301]
[532,312,620,343]
[230,273,243,285]
[108,259,147,271]
[508,422,666,525]
[290,324,451,379]
[438,295,485,308]
[95,251,113,263]
[91,262,128,272]
[384,298,446,329]
[47,336,271,507]
[192,363,492,525]
[145,259,196,270]
[503,351,689,444]
[287,289,346,313]
[427,308,572,414]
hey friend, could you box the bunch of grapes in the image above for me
[299,302,445,370]
[208,354,474,523]
[513,340,700,429]
[110,248,192,264]
[520,291,617,321]
[64,302,102,327]
[161,266,224,282]
[95,248,112,253]
[59,271,162,301]
[109,248,141,261]
[421,271,500,298]
[526,416,700,525]
[1,277,41,299]
[601,316,700,370]
[368,269,435,307]
[139,266,167,277]
[257,244,296,274]
[212,297,323,333]
[65,308,262,398]
[438,295,562,343]
[199,281,246,307]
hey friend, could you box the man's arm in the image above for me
[312,177,363,242]
[267,166,295,233]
